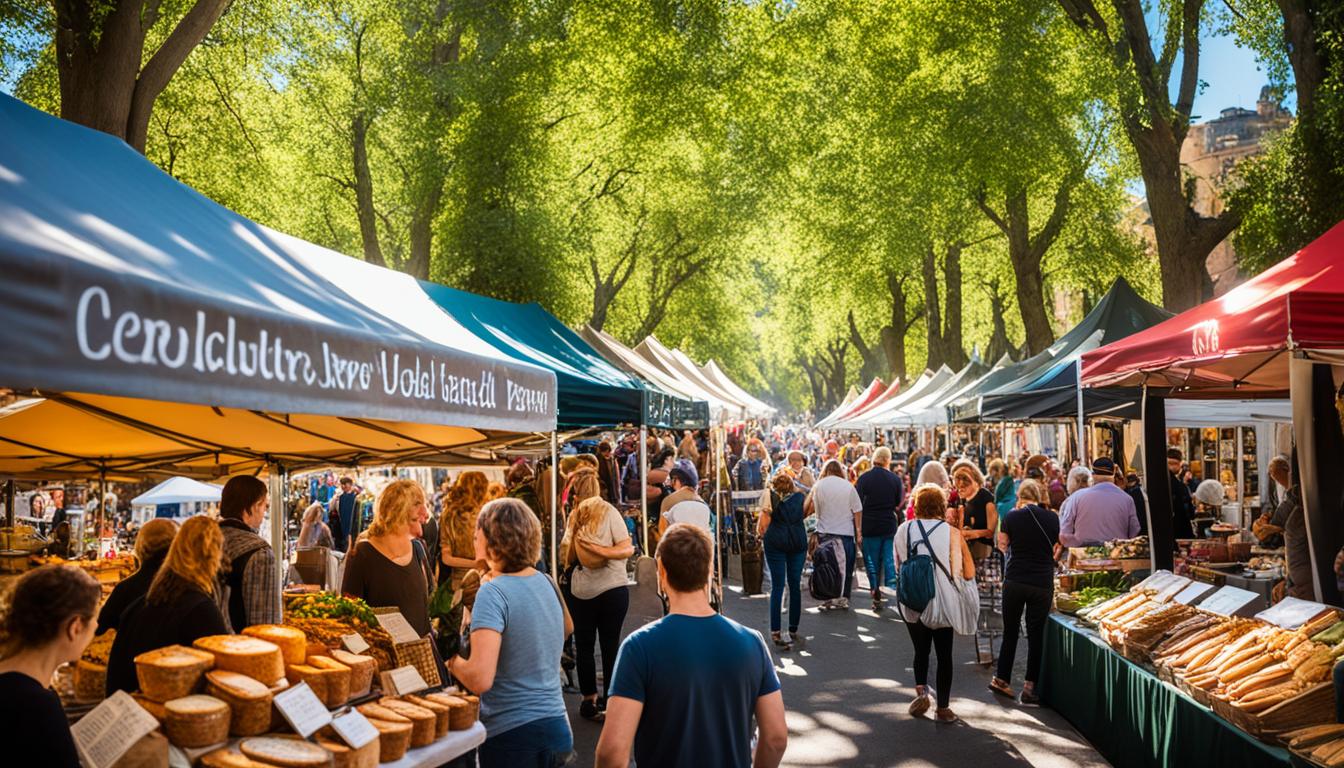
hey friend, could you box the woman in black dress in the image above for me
[0,564,102,767]
[97,518,178,634]
[342,479,433,637]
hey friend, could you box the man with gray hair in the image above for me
[854,446,904,612]
[1058,458,1140,547]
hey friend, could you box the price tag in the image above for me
[341,633,370,654]
[1198,585,1261,617]
[330,709,379,749]
[1256,596,1332,630]
[273,681,333,738]
[72,690,160,768]
[380,665,429,696]
[1172,581,1215,606]
[376,611,422,644]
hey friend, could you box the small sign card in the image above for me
[1199,585,1261,617]
[273,681,333,738]
[1256,596,1331,630]
[376,611,421,644]
[341,633,370,654]
[72,690,160,768]
[330,709,379,749]
[380,664,429,696]
[1172,581,1216,606]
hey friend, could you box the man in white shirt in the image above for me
[661,460,712,534]
[805,460,863,609]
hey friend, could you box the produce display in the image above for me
[1083,536,1149,561]
[286,592,379,627]
[1055,586,1122,615]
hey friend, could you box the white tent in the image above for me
[132,476,224,506]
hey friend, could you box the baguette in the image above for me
[1286,724,1344,749]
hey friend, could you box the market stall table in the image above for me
[1040,614,1291,768]
[164,721,485,768]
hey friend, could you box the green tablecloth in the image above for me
[1040,614,1291,768]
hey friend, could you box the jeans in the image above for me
[906,620,954,709]
[860,535,896,594]
[828,534,857,599]
[1335,661,1344,723]
[996,581,1053,685]
[478,715,573,768]
[764,547,805,633]
[565,585,629,698]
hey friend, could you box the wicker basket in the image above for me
[1221,682,1335,738]
[372,607,441,688]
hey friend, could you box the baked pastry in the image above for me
[327,650,376,698]
[238,736,333,767]
[401,695,449,738]
[305,656,352,706]
[205,670,274,736]
[194,635,285,684]
[134,645,216,702]
[355,703,408,724]
[162,694,230,748]
[365,718,412,762]
[241,625,308,666]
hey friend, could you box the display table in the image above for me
[1040,614,1291,768]
[385,721,486,768]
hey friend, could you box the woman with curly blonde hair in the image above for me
[441,472,490,588]
[106,515,228,694]
[341,479,432,636]
[560,496,633,720]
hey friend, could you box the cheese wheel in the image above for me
[355,703,408,724]
[375,698,436,746]
[131,692,167,721]
[205,670,274,736]
[366,718,413,763]
[327,650,376,698]
[283,664,330,704]
[200,746,275,768]
[402,694,450,738]
[134,645,216,702]
[241,625,308,666]
[194,635,286,684]
[238,736,333,768]
[314,733,379,768]
[73,659,107,703]
[163,694,230,749]
[306,656,352,707]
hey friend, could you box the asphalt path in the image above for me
[562,562,1108,767]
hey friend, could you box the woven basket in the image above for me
[372,608,442,688]
[1229,682,1335,738]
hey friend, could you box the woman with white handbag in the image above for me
[894,484,979,723]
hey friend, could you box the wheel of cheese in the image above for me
[401,695,450,738]
[241,625,308,666]
[163,694,230,749]
[205,670,274,736]
[375,698,436,747]
[194,635,285,684]
[365,718,413,762]
[238,736,332,768]
[305,656,352,707]
[134,645,216,702]
[355,702,408,724]
[314,732,379,768]
[425,693,477,731]
[73,659,107,703]
[284,663,330,704]
[327,650,376,698]
[200,746,274,768]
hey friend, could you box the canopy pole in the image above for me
[639,426,649,555]
[714,426,723,610]
[1142,387,1174,572]
[97,464,107,555]
[268,465,287,596]
[1076,358,1087,465]
[3,479,12,528]
[550,431,559,580]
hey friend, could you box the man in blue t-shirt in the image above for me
[596,524,787,768]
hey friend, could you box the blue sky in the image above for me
[1192,30,1292,119]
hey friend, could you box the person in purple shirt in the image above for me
[1058,457,1140,547]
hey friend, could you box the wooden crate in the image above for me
[1219,682,1335,738]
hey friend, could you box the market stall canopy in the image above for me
[576,327,710,427]
[895,357,991,428]
[1163,399,1291,427]
[0,95,556,477]
[816,377,887,428]
[857,367,956,427]
[701,360,776,419]
[949,353,1031,423]
[131,476,222,506]
[976,278,1171,421]
[830,378,906,426]
[1082,221,1344,396]
[419,282,646,429]
[634,336,750,418]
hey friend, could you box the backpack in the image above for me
[897,520,951,613]
[808,536,846,601]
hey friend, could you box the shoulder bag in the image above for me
[919,525,981,635]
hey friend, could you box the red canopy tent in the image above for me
[1081,220,1344,605]
[816,378,886,428]
[1081,220,1344,396]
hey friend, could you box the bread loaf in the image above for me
[365,718,412,762]
[306,656,352,707]
[424,693,478,731]
[401,695,450,738]
[205,670,274,736]
[242,625,308,666]
[194,635,286,684]
[73,659,107,702]
[238,736,334,767]
[200,745,275,768]
[131,692,167,721]
[284,663,330,704]
[134,645,216,702]
[327,650,376,698]
[163,694,231,748]
[313,732,379,768]
[375,698,436,746]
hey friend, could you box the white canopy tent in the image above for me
[130,476,223,523]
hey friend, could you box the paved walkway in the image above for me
[563,566,1108,767]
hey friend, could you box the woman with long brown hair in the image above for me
[106,515,229,694]
[441,472,490,587]
[560,497,633,721]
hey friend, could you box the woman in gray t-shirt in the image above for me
[561,497,635,721]
[448,499,573,767]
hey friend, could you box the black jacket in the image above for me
[1170,471,1195,539]
[96,554,166,635]
[106,586,228,696]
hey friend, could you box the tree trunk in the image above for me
[848,311,883,382]
[881,273,908,384]
[921,243,945,370]
[404,182,442,280]
[985,279,1012,363]
[977,185,1062,356]
[350,112,388,268]
[942,243,966,370]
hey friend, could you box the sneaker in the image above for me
[1019,688,1040,706]
[819,599,834,610]
[988,677,1015,699]
[579,699,604,722]
[908,692,931,717]
[836,597,850,610]
[787,630,802,646]
[771,631,792,650]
